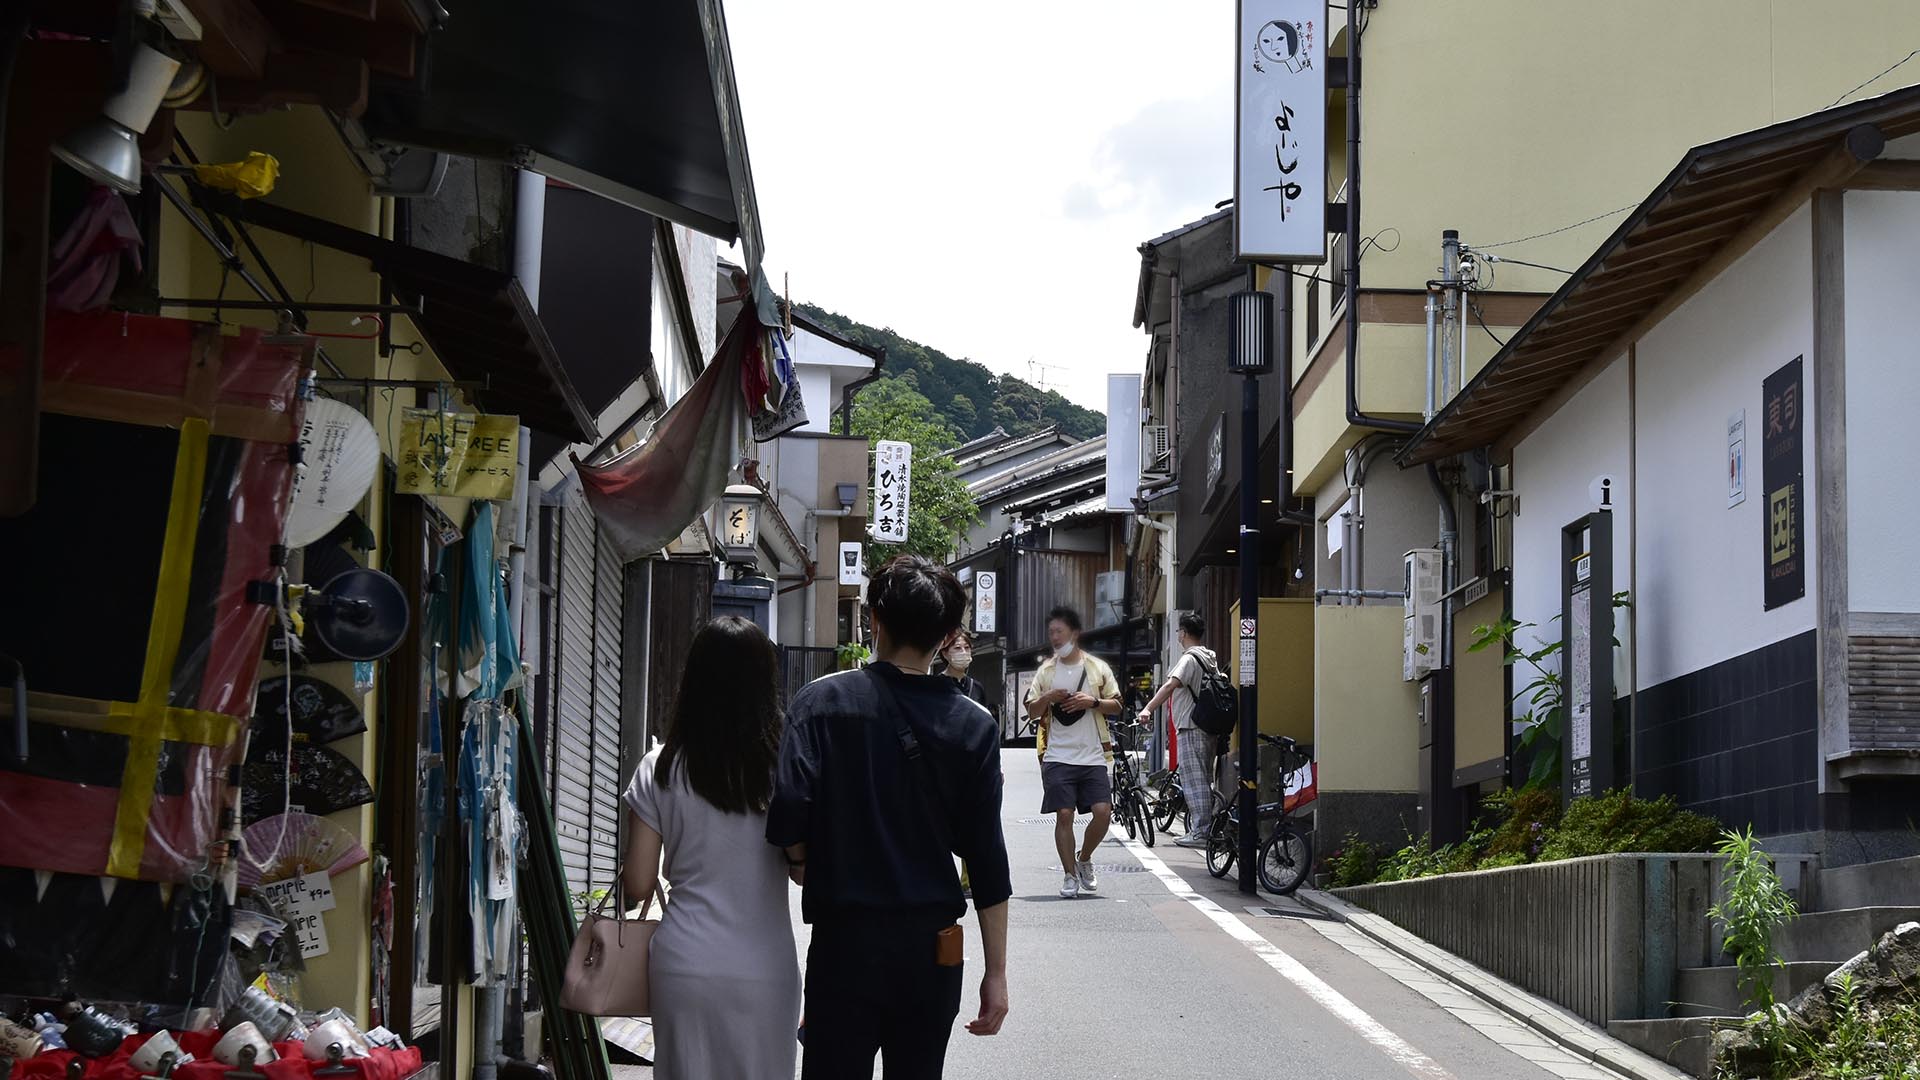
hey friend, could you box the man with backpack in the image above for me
[1136,612,1231,849]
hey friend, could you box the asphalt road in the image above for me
[621,749,1615,1080]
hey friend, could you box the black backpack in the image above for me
[1184,649,1238,736]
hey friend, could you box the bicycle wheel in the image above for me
[1153,784,1184,834]
[1259,824,1314,896]
[1205,815,1235,879]
[1136,787,1156,847]
[1117,784,1138,842]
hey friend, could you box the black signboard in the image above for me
[1761,357,1805,610]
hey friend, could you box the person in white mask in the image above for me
[1023,606,1122,898]
[939,629,997,725]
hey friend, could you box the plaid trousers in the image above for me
[1176,727,1218,831]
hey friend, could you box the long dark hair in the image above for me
[654,616,782,814]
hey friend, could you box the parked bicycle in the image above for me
[1108,717,1156,848]
[1146,764,1188,835]
[1203,734,1314,896]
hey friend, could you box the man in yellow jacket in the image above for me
[1023,606,1122,899]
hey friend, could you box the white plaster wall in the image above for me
[1510,352,1633,708]
[1842,190,1920,614]
[1633,206,1816,688]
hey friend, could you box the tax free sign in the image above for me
[1235,1,1328,263]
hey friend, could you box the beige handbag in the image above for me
[560,879,665,1017]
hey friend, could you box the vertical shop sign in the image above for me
[1235,0,1328,262]
[873,440,912,544]
[1761,358,1805,610]
[1727,409,1747,508]
[838,542,864,586]
[975,571,998,633]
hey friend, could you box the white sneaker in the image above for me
[1077,858,1099,892]
[1059,873,1080,899]
[1174,834,1209,849]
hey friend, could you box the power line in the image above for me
[1473,204,1636,250]
[1471,300,1509,350]
[1831,48,1920,108]
[1483,254,1575,276]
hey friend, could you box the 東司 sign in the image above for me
[974,571,998,634]
[873,440,912,544]
[396,409,519,500]
[1761,358,1805,610]
[1235,0,1328,263]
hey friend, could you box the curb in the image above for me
[1295,888,1692,1080]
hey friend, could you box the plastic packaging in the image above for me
[191,152,280,200]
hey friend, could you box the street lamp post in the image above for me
[1229,287,1273,895]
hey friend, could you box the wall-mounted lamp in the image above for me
[720,484,761,565]
[835,482,858,512]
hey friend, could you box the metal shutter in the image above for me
[588,530,625,893]
[551,499,598,902]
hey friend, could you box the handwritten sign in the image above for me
[1236,0,1328,263]
[257,875,333,958]
[396,409,519,501]
[873,440,912,544]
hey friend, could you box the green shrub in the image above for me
[1537,789,1719,861]
[1719,976,1920,1080]
[1327,835,1383,888]
[1481,786,1561,863]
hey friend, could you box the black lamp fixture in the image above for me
[835,482,858,512]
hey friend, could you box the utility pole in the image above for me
[1229,283,1274,895]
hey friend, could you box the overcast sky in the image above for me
[724,1,1234,413]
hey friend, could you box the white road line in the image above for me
[1121,838,1457,1080]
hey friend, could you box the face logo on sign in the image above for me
[1769,486,1795,565]
[1254,19,1312,73]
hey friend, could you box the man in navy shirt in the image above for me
[768,555,1011,1079]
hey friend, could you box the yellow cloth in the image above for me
[1025,652,1118,763]
[193,152,280,199]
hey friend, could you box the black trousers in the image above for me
[802,922,964,1080]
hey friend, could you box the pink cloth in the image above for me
[49,187,143,312]
[575,310,759,559]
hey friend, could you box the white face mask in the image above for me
[1053,641,1075,660]
[946,649,971,669]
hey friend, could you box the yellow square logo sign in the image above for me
[1769,485,1794,565]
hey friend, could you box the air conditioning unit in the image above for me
[1142,424,1171,463]
[1403,549,1442,682]
[1093,570,1126,629]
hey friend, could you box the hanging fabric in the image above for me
[574,309,759,560]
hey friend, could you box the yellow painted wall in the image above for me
[1312,604,1418,793]
[1228,598,1315,744]
[158,109,463,1056]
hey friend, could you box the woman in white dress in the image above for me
[621,616,800,1079]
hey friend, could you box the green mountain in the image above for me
[795,302,1106,444]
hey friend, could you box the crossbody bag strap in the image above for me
[1184,647,1215,702]
[867,667,957,856]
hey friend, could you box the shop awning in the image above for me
[363,0,763,266]
[198,191,597,443]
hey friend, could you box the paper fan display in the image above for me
[287,398,379,548]
[252,674,366,745]
[239,812,368,889]
[242,743,375,824]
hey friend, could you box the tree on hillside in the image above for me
[796,301,1105,442]
[851,380,980,564]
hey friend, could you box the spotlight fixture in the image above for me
[52,42,179,194]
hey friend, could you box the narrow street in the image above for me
[625,749,1627,1080]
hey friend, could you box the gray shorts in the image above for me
[1041,762,1112,814]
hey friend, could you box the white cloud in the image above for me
[722,0,1233,411]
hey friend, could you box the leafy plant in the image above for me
[1470,591,1632,792]
[1480,786,1562,862]
[1536,788,1718,862]
[1719,976,1920,1080]
[1708,827,1799,1015]
[834,641,871,671]
[1326,835,1383,888]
